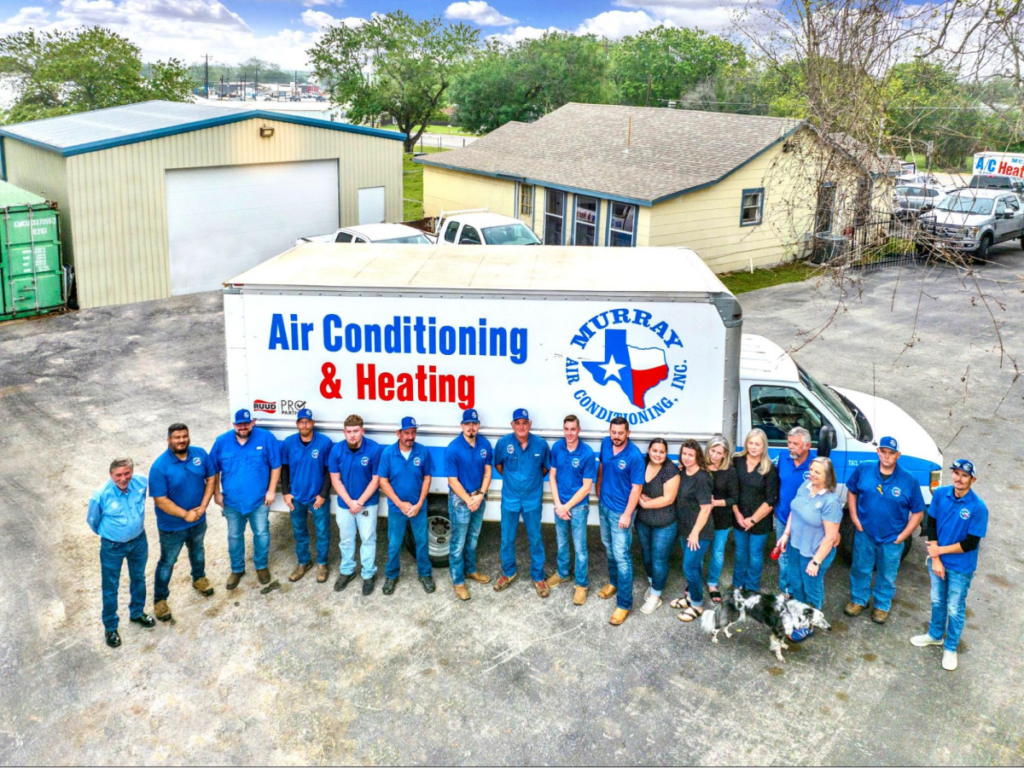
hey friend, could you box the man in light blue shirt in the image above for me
[87,457,155,648]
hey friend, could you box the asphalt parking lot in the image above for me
[1,244,1022,766]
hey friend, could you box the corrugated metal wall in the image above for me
[4,141,73,261]
[7,117,402,308]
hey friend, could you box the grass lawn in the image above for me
[719,261,818,294]
[382,124,476,138]
[403,147,448,221]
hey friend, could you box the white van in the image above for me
[223,243,942,565]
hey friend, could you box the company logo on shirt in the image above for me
[361,456,370,466]
[617,459,627,470]
[312,449,320,459]
[803,471,810,480]
[192,457,201,466]
[507,444,515,455]
[254,399,277,414]
[892,487,901,498]
[480,449,488,459]
[571,457,581,468]
[959,508,971,520]
[413,457,422,467]
[564,308,688,427]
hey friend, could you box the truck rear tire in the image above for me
[404,495,450,569]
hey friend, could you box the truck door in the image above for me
[1003,195,1022,239]
[745,382,844,471]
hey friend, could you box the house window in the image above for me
[608,202,636,247]
[544,189,565,245]
[520,184,534,218]
[574,195,599,246]
[740,188,764,227]
[815,182,836,234]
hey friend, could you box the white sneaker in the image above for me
[640,595,662,615]
[910,634,944,648]
[644,583,652,602]
[942,650,958,671]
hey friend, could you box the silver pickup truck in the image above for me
[919,188,1024,260]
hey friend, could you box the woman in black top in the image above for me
[671,439,714,622]
[732,428,780,592]
[636,438,680,615]
[706,435,739,603]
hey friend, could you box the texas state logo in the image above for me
[564,308,688,425]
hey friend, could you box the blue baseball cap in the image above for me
[233,408,253,424]
[512,408,530,421]
[400,416,418,430]
[462,408,480,424]
[950,459,976,478]
[878,436,899,452]
[296,408,314,421]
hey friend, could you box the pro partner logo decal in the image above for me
[564,308,689,425]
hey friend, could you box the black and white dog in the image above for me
[700,588,831,662]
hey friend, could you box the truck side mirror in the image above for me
[817,424,836,457]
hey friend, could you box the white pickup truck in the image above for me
[424,209,541,246]
[295,222,431,247]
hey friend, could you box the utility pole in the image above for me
[255,66,259,100]
[204,54,209,98]
[242,71,247,101]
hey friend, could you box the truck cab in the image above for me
[434,210,541,246]
[920,188,1024,261]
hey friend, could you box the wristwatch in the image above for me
[811,559,821,567]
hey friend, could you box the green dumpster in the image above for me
[0,180,64,321]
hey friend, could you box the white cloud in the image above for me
[610,0,739,32]
[3,6,49,26]
[486,24,561,45]
[445,1,516,27]
[575,9,667,38]
[301,0,343,6]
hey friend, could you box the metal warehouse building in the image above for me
[0,100,404,308]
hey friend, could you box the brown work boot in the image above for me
[257,568,271,585]
[609,608,629,626]
[226,572,244,590]
[466,572,491,584]
[193,577,214,596]
[598,584,617,600]
[289,563,312,583]
[844,601,865,617]
[871,609,889,624]
[454,584,471,601]
[493,572,519,592]
[534,580,550,598]
[573,586,588,606]
[153,600,172,622]
[546,573,569,588]
[316,565,329,583]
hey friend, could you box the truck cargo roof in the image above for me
[226,243,732,298]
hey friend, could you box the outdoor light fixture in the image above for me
[259,126,275,138]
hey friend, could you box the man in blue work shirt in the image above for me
[912,459,988,672]
[281,408,334,585]
[87,457,155,648]
[149,423,216,623]
[494,408,551,597]
[329,413,382,595]
[444,408,493,601]
[208,408,282,590]
[596,417,645,626]
[378,416,434,595]
[844,436,925,624]
[548,414,597,606]
[775,427,813,597]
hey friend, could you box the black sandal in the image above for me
[709,587,722,603]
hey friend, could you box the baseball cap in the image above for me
[950,458,976,478]
[462,408,480,424]
[400,416,418,430]
[296,408,314,421]
[233,408,253,424]
[878,436,899,452]
[512,408,530,421]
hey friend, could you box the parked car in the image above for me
[295,223,432,247]
[893,184,947,219]
[967,174,1024,200]
[431,210,541,245]
[919,188,1024,260]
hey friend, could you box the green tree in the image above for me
[308,11,478,152]
[451,32,612,134]
[0,27,194,124]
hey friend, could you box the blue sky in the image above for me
[0,0,738,69]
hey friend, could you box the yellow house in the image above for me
[418,104,895,272]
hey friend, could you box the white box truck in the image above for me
[223,243,942,565]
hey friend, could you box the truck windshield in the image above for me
[796,364,859,438]
[936,195,994,215]
[482,223,541,245]
[380,234,432,244]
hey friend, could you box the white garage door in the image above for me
[166,160,340,295]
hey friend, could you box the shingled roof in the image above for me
[415,103,805,205]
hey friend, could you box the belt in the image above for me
[102,529,145,545]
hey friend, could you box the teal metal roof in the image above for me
[0,100,405,157]
[0,179,48,208]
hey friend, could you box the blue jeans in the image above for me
[335,497,378,579]
[732,529,768,591]
[927,560,974,652]
[449,496,486,585]
[500,505,545,582]
[555,502,591,588]
[707,527,731,587]
[598,503,633,611]
[787,547,836,609]
[99,532,148,632]
[849,530,904,611]
[386,506,431,579]
[683,538,712,607]
[635,520,676,596]
[774,517,792,595]
[222,505,270,573]
[289,499,332,566]
[154,518,207,603]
